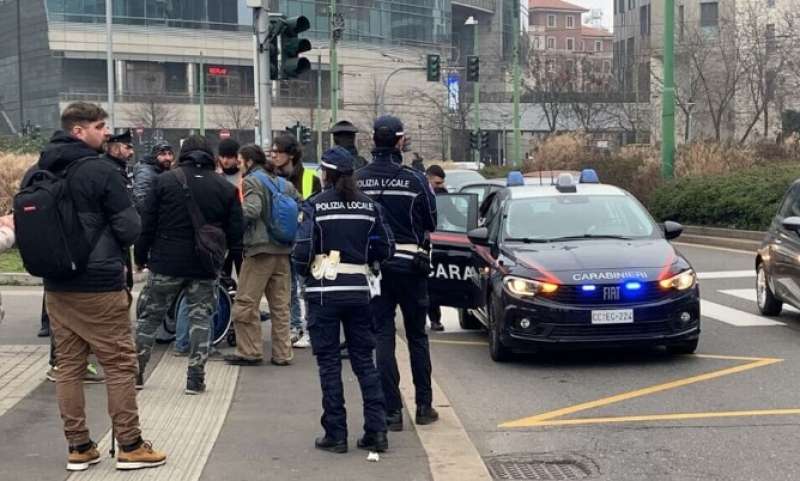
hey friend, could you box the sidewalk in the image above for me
[0,331,433,481]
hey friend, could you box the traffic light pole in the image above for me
[512,3,522,167]
[199,51,205,135]
[472,22,480,165]
[330,0,339,126]
[661,0,675,179]
[105,0,115,132]
[317,54,323,160]
[253,1,273,148]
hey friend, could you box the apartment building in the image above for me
[528,0,613,92]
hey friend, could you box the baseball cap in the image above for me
[320,146,355,175]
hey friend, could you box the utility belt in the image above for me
[394,243,432,276]
[310,251,382,298]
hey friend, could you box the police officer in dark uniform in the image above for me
[293,147,395,454]
[355,115,439,431]
[102,130,137,291]
[331,120,368,170]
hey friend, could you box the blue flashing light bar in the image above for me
[625,281,642,291]
[580,169,600,183]
[582,285,597,292]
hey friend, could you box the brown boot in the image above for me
[116,440,167,470]
[66,442,101,471]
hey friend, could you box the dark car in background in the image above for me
[756,180,800,316]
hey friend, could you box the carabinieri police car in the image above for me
[432,170,701,362]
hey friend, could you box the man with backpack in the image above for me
[225,141,301,366]
[14,102,167,471]
[134,135,243,395]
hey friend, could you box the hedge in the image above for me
[648,164,800,230]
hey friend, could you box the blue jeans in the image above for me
[290,262,305,332]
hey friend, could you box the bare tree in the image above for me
[410,83,473,162]
[685,18,746,142]
[737,2,789,144]
[523,53,568,133]
[213,103,256,140]
[125,100,178,131]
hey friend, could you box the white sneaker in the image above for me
[292,332,311,349]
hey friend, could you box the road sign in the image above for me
[220,129,231,139]
[135,127,144,135]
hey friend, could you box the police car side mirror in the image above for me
[468,227,491,246]
[663,221,684,240]
[782,216,800,233]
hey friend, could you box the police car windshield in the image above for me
[503,194,658,242]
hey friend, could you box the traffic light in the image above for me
[480,131,489,150]
[466,55,480,82]
[286,122,301,140]
[469,131,480,151]
[426,54,441,82]
[272,16,311,79]
[300,126,313,145]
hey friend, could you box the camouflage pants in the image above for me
[136,273,216,379]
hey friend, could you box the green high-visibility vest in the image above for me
[302,168,316,200]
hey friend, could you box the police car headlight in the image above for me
[659,270,696,291]
[503,276,558,298]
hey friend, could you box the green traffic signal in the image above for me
[426,54,441,82]
[466,55,480,82]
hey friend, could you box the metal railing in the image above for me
[59,91,335,109]
[451,0,496,13]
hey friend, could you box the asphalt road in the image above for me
[2,243,800,480]
[430,244,800,481]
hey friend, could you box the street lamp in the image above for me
[465,16,479,165]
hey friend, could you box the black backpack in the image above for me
[14,158,100,280]
[174,168,227,275]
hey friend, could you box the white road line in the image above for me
[697,270,755,280]
[0,345,50,417]
[69,351,239,481]
[701,300,785,327]
[720,289,800,314]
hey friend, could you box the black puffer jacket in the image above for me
[31,132,141,292]
[132,155,165,212]
[134,149,244,279]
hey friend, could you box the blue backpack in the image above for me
[252,171,298,245]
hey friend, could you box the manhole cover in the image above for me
[485,454,594,480]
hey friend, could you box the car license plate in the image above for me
[591,309,634,325]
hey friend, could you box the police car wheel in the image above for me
[488,298,513,363]
[458,309,482,330]
[666,339,699,356]
[757,263,782,317]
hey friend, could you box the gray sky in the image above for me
[568,0,614,30]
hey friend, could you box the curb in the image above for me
[0,271,148,287]
[684,225,765,242]
[679,234,760,253]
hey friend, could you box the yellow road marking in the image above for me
[525,409,800,427]
[430,339,488,347]
[500,354,783,428]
